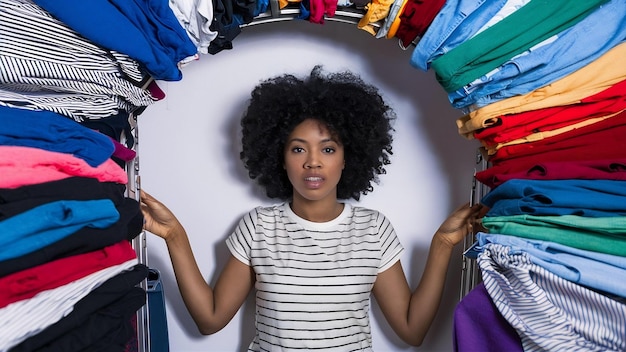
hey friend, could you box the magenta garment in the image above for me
[476,157,626,189]
[453,282,523,352]
[309,0,337,24]
[0,146,128,189]
[0,241,135,308]
[146,80,166,100]
[108,137,137,162]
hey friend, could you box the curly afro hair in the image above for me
[240,65,396,201]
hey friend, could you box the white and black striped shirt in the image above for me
[1,0,156,121]
[226,203,404,352]
[478,243,626,352]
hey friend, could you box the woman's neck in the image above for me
[289,198,344,223]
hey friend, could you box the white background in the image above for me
[138,18,480,351]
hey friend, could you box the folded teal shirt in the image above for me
[481,214,626,257]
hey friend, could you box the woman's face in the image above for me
[283,119,345,204]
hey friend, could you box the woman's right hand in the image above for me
[140,189,184,241]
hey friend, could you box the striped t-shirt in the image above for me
[226,202,405,351]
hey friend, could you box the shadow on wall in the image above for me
[149,18,480,352]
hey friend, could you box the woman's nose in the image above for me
[304,154,321,168]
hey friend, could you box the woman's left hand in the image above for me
[435,202,485,248]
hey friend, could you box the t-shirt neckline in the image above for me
[282,202,351,230]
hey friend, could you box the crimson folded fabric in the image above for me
[489,110,626,165]
[475,158,626,189]
[474,79,626,145]
[0,241,136,308]
[395,0,445,47]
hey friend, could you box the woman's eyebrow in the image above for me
[286,137,307,144]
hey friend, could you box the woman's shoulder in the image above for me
[244,202,287,218]
[349,204,388,221]
[233,203,286,229]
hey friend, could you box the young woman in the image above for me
[140,66,482,351]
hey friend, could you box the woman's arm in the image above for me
[372,202,483,346]
[140,190,254,335]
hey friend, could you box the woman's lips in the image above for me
[304,176,323,188]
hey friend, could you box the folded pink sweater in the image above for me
[0,146,128,189]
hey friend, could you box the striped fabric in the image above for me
[0,258,138,351]
[226,203,405,351]
[0,0,156,121]
[478,243,626,352]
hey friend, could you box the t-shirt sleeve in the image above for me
[377,212,405,273]
[225,208,258,266]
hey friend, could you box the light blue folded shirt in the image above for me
[466,232,626,298]
[448,0,626,111]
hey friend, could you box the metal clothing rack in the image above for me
[125,108,150,352]
[459,148,489,299]
[244,2,380,28]
[244,2,422,51]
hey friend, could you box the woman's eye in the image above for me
[292,147,304,153]
[323,147,335,153]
